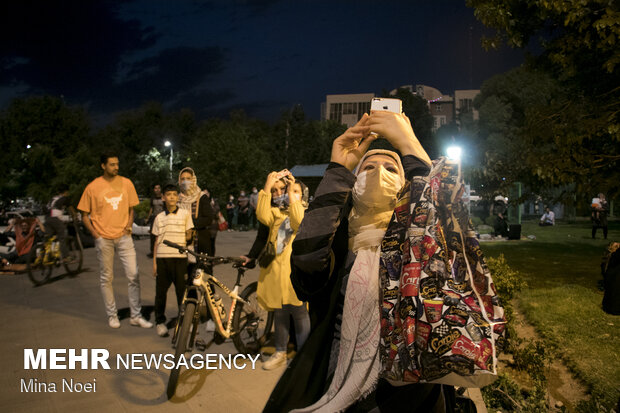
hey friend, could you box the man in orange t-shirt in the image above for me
[78,153,153,330]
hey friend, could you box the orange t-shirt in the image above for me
[77,176,139,239]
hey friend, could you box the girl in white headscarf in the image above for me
[178,167,216,261]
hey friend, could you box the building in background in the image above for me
[322,87,479,132]
[454,89,480,123]
[416,85,455,131]
[322,93,375,127]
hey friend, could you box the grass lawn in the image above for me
[480,219,620,409]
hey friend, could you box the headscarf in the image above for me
[295,179,310,208]
[275,179,310,254]
[271,179,310,210]
[295,152,405,412]
[348,149,405,253]
[177,167,202,212]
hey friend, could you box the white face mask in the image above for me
[180,180,192,192]
[352,167,402,210]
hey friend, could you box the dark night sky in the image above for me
[0,0,525,123]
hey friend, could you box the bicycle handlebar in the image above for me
[162,240,246,266]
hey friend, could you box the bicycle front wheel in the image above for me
[167,302,196,399]
[27,245,52,286]
[62,235,83,274]
[232,281,274,355]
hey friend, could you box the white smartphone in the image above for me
[370,97,402,113]
[275,169,291,181]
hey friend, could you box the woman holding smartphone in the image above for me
[256,169,311,370]
[263,112,460,412]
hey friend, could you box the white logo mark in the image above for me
[104,194,123,210]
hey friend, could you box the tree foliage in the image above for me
[0,95,94,204]
[467,0,620,198]
[185,107,345,204]
[382,88,436,157]
[0,97,396,210]
[185,110,272,202]
[467,0,619,76]
[92,102,198,195]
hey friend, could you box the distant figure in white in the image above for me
[539,206,555,226]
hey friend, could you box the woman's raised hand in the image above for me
[330,114,377,171]
[264,171,280,193]
[367,111,432,167]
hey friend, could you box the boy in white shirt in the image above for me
[152,184,194,336]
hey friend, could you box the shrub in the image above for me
[483,255,552,411]
[470,216,483,227]
[484,214,496,226]
[487,254,527,305]
[134,199,151,220]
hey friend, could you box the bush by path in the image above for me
[481,220,620,410]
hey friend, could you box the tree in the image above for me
[382,88,436,157]
[472,65,619,214]
[185,111,273,203]
[92,102,198,195]
[273,105,345,169]
[0,95,92,204]
[467,0,620,197]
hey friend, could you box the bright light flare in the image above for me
[446,146,462,161]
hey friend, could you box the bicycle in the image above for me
[163,240,274,399]
[27,217,84,286]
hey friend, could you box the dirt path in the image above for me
[501,301,590,411]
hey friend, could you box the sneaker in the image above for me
[130,316,153,328]
[156,323,168,337]
[108,316,120,329]
[262,351,287,370]
[205,320,216,332]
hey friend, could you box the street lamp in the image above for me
[446,145,463,180]
[164,140,173,178]
[446,146,462,162]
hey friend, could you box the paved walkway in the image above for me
[0,229,487,413]
[0,230,284,413]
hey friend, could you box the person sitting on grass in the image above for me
[151,183,194,337]
[539,206,555,226]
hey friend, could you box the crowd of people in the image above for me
[225,187,260,231]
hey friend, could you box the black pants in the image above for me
[238,210,249,227]
[0,251,29,264]
[155,258,187,325]
[347,380,455,412]
[592,225,608,239]
[149,219,156,254]
[209,235,217,256]
[45,217,69,258]
[493,216,508,237]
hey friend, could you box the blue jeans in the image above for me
[95,235,141,319]
[274,304,311,352]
